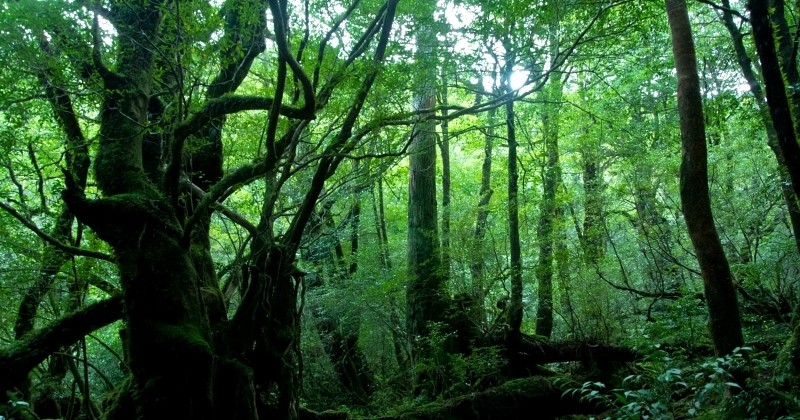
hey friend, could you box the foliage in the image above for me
[0,0,799,417]
[565,345,800,419]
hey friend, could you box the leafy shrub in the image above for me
[564,346,799,418]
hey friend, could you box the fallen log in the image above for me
[510,334,639,365]
[375,376,604,420]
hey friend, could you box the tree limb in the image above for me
[0,201,114,262]
[173,95,314,143]
[0,295,123,394]
[697,0,749,21]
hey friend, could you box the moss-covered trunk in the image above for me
[534,48,563,339]
[59,1,240,416]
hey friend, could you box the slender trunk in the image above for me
[348,181,362,276]
[667,0,744,356]
[535,72,563,339]
[581,154,604,265]
[372,180,411,376]
[376,179,393,272]
[471,105,496,326]
[440,67,452,280]
[505,56,524,343]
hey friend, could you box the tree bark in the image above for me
[748,0,800,201]
[768,0,800,131]
[581,155,604,265]
[666,0,744,356]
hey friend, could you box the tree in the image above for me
[747,0,800,387]
[534,16,565,339]
[406,0,450,364]
[470,100,496,327]
[665,0,743,356]
[708,0,800,255]
[2,0,400,417]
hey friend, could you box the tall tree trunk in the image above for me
[375,178,393,274]
[749,0,800,386]
[504,53,524,344]
[534,69,563,339]
[581,149,604,265]
[470,105,496,327]
[769,0,800,131]
[715,0,800,255]
[406,2,449,356]
[666,0,744,356]
[440,66,452,280]
[748,0,800,200]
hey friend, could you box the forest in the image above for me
[1,0,800,418]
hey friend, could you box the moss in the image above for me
[382,376,592,420]
[102,376,136,420]
[151,322,212,359]
[776,324,800,387]
[492,376,552,395]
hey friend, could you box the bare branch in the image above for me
[697,0,749,21]
[0,201,114,262]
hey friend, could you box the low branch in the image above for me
[0,295,123,394]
